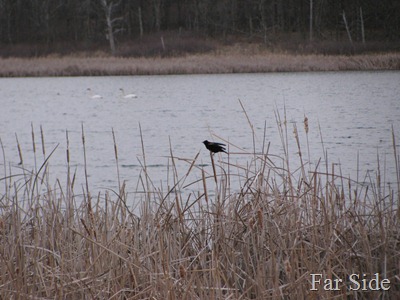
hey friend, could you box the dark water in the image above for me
[1,71,399,203]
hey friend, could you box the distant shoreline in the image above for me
[0,51,399,77]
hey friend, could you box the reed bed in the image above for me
[0,51,399,77]
[0,112,399,299]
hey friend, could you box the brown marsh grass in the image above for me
[0,50,399,77]
[0,110,399,299]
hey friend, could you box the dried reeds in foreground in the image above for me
[0,118,399,299]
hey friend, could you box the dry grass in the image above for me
[0,50,399,77]
[0,110,399,299]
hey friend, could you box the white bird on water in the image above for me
[87,88,103,99]
[119,88,137,99]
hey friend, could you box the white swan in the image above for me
[120,88,137,99]
[87,88,103,99]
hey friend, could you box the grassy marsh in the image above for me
[0,112,399,299]
[0,48,399,77]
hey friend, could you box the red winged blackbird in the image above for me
[203,140,227,154]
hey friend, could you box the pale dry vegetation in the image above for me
[0,48,399,77]
[0,111,399,299]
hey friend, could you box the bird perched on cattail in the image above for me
[202,140,227,154]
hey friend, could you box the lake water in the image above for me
[1,71,399,204]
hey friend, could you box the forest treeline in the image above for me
[0,0,399,57]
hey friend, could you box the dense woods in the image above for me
[0,0,399,56]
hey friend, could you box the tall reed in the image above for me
[0,113,398,299]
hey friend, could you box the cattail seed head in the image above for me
[304,116,309,134]
[179,265,186,278]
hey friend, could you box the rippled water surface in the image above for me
[1,71,399,201]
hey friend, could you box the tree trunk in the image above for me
[100,0,116,55]
[259,0,267,43]
[106,12,116,55]
[152,0,161,31]
[138,6,144,38]
[309,0,313,42]
[360,7,365,44]
[342,11,352,44]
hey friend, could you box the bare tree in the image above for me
[99,0,123,55]
[309,0,313,42]
[0,0,12,42]
[342,10,352,44]
[258,0,268,44]
[359,7,365,44]
[138,6,143,38]
[29,0,64,43]
[152,0,162,31]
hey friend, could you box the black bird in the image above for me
[203,140,227,154]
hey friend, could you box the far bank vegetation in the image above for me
[1,49,399,77]
[1,1,399,58]
[1,1,400,76]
